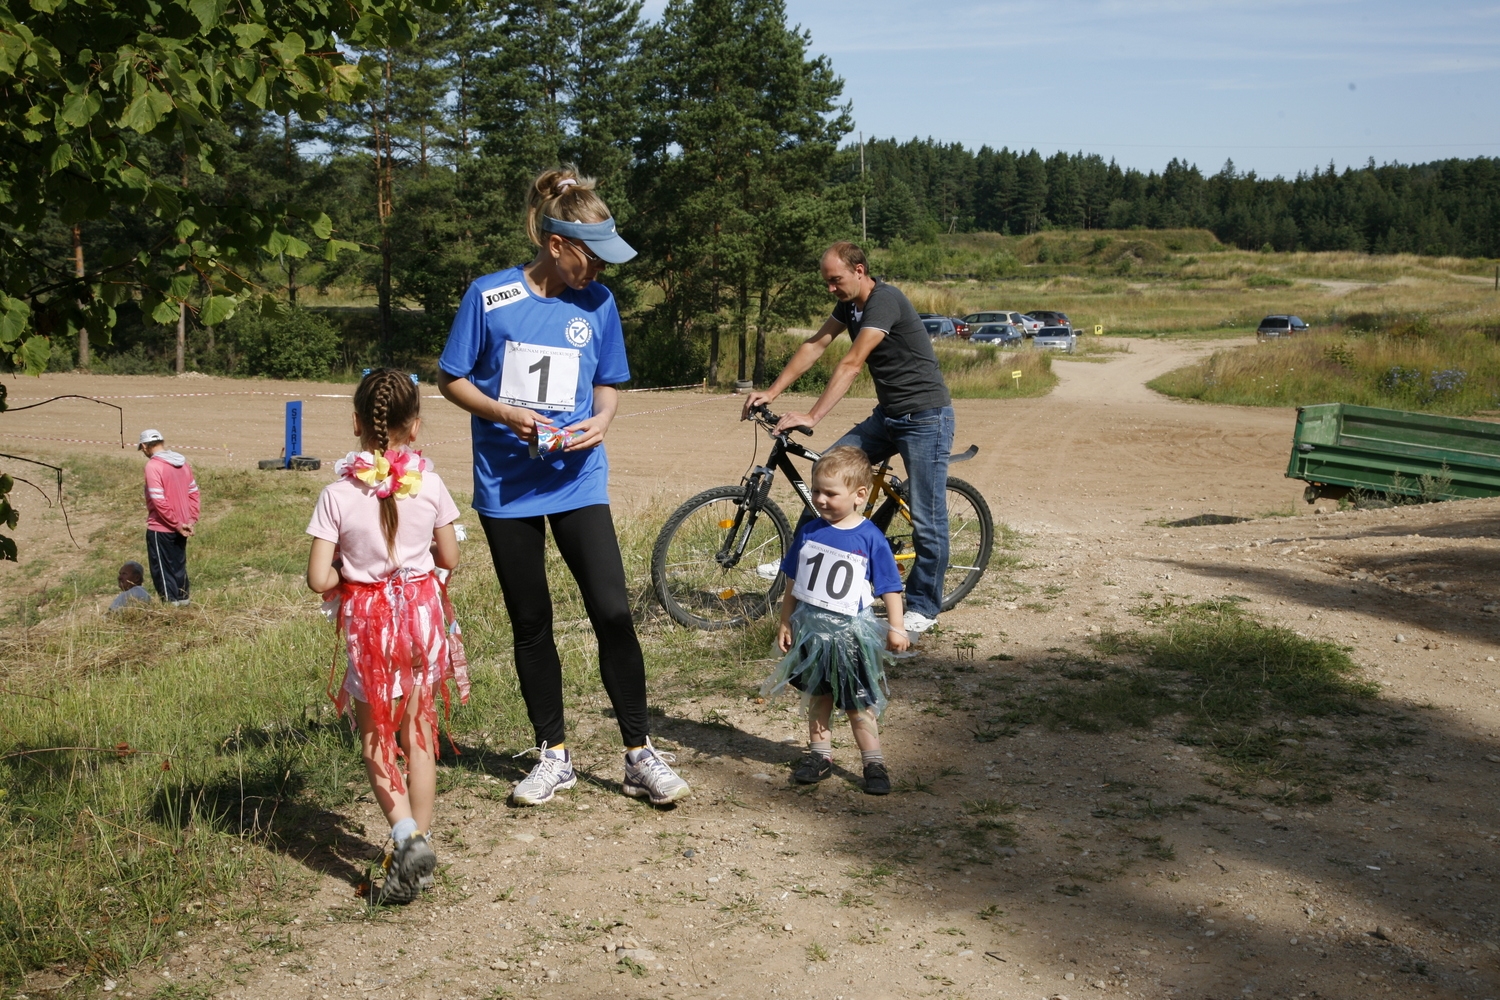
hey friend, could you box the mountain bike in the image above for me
[650,403,994,630]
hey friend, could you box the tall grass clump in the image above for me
[1149,323,1500,414]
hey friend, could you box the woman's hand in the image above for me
[495,402,543,443]
[562,413,611,451]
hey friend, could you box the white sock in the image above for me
[860,749,885,766]
[810,740,833,760]
[391,817,418,845]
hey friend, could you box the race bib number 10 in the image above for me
[498,342,580,412]
[791,539,871,616]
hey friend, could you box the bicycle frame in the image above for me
[723,409,910,570]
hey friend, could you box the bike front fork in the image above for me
[717,466,774,568]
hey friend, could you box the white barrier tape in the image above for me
[0,432,231,454]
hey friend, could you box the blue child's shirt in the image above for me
[780,517,903,612]
[439,266,631,518]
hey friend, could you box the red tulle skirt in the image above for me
[329,571,470,793]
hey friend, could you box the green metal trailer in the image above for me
[1287,403,1500,504]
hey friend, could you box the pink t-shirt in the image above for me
[306,471,460,582]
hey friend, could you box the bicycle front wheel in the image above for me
[873,476,995,612]
[651,485,792,630]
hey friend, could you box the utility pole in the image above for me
[858,131,870,245]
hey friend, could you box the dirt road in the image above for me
[8,341,1500,1000]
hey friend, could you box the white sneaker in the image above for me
[904,610,938,635]
[511,744,576,806]
[623,739,692,805]
[755,562,780,581]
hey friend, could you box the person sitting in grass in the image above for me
[108,561,152,612]
[762,445,908,796]
[305,368,468,905]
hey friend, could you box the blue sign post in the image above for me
[284,400,302,468]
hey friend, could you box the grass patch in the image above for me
[1150,324,1500,414]
[981,598,1391,803]
[0,452,778,992]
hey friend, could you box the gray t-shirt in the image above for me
[109,585,152,612]
[831,282,950,416]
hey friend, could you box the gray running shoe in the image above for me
[512,744,576,806]
[623,739,691,805]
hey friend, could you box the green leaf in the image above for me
[325,238,361,262]
[59,88,101,127]
[47,141,71,173]
[174,217,199,239]
[0,534,17,563]
[229,23,269,49]
[198,295,236,327]
[188,0,227,31]
[270,32,305,65]
[309,212,333,240]
[120,91,163,133]
[15,333,51,375]
[151,299,181,325]
[0,294,31,348]
[244,73,267,108]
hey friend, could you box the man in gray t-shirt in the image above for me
[743,241,955,634]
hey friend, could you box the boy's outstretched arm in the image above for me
[882,592,909,652]
[307,537,340,594]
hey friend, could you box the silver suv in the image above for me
[964,310,1042,335]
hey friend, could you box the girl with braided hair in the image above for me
[437,166,690,807]
[306,368,469,904]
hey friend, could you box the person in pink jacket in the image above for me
[139,428,200,605]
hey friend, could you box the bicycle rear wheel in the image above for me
[651,485,792,630]
[872,476,994,612]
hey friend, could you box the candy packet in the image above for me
[528,419,579,458]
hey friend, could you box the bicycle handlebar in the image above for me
[745,402,813,437]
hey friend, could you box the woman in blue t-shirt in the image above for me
[437,168,690,808]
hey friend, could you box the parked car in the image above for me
[965,310,1042,335]
[1257,315,1309,339]
[1026,310,1071,328]
[1032,325,1076,352]
[921,316,958,338]
[950,317,970,339]
[969,323,1023,346]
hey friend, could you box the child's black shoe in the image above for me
[793,753,834,784]
[862,761,891,795]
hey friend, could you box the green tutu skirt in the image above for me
[761,604,891,717]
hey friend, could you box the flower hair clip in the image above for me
[335,447,432,499]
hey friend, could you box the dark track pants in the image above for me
[479,505,650,748]
[146,529,189,603]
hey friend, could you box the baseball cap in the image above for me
[539,216,637,264]
[138,428,164,447]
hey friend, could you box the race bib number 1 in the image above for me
[498,342,580,412]
[791,539,871,616]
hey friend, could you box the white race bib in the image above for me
[497,341,580,412]
[791,539,871,616]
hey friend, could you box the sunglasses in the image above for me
[566,239,605,266]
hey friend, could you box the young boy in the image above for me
[108,561,153,612]
[139,429,200,605]
[761,445,908,795]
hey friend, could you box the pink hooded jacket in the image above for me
[144,450,201,533]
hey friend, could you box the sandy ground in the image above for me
[7,339,1500,1000]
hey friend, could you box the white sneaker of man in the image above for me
[755,562,780,581]
[904,610,938,637]
[511,744,576,806]
[623,739,692,805]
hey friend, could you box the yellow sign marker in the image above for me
[1094,324,1104,336]
[1011,370,1022,386]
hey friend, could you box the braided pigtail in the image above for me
[354,369,422,563]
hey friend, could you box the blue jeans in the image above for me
[831,405,955,619]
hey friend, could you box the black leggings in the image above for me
[479,505,649,748]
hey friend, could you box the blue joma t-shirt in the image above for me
[780,517,903,612]
[439,266,631,518]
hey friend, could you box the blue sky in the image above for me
[647,0,1500,178]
